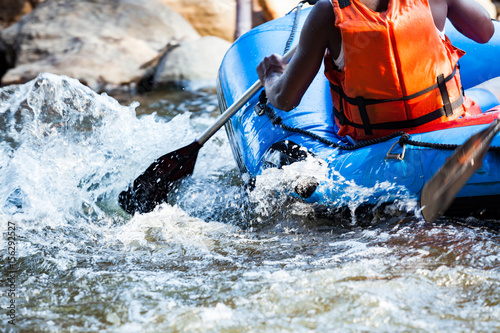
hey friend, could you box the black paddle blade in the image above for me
[420,118,500,222]
[119,141,202,214]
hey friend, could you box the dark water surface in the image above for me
[0,74,499,332]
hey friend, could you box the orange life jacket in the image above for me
[324,0,480,141]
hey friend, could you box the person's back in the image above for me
[257,0,496,140]
[324,0,484,140]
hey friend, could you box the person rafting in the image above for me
[257,0,499,141]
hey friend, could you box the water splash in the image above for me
[0,73,499,333]
[247,154,419,229]
[0,73,226,226]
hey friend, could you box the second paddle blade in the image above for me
[118,141,202,214]
[420,118,500,222]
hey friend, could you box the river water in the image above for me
[1,73,499,332]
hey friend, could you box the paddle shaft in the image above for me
[118,44,299,214]
[197,44,298,146]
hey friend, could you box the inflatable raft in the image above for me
[216,5,500,217]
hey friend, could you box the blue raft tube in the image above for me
[217,4,500,219]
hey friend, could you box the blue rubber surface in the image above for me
[217,9,500,205]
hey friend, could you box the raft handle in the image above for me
[385,141,406,160]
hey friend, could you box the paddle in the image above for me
[420,116,500,222]
[119,45,299,214]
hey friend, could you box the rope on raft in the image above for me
[257,91,500,151]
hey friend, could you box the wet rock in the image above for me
[0,42,7,79]
[153,36,231,88]
[294,176,319,199]
[0,0,199,91]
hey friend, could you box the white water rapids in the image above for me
[0,73,499,332]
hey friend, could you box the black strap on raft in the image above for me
[330,64,462,132]
[257,90,500,152]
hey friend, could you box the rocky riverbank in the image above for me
[0,0,499,95]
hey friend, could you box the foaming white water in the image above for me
[115,204,240,256]
[249,156,330,216]
[0,73,203,227]
[248,155,419,227]
[0,72,413,231]
[80,224,498,333]
[1,73,499,333]
[0,73,243,278]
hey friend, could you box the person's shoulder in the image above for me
[312,0,334,12]
[427,0,449,10]
[307,0,335,25]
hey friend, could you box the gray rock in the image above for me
[0,0,200,91]
[154,35,231,89]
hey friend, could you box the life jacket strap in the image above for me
[338,0,352,9]
[330,64,462,132]
[330,64,459,106]
[356,96,373,135]
[437,73,453,116]
[332,95,464,130]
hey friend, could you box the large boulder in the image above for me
[0,0,200,91]
[159,0,237,42]
[154,36,231,88]
[256,0,306,21]
[158,0,302,42]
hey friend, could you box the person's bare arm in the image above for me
[446,0,494,43]
[256,0,338,111]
